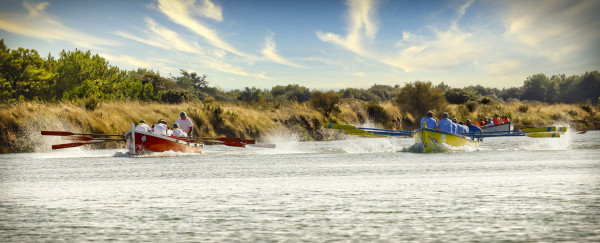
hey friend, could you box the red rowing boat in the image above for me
[124,125,203,155]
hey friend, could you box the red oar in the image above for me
[51,139,125,150]
[216,137,256,144]
[41,131,122,137]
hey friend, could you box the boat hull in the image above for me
[481,122,513,132]
[414,128,479,153]
[124,130,203,155]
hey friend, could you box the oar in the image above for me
[51,139,125,150]
[324,123,412,137]
[42,131,123,137]
[521,127,567,133]
[189,137,275,148]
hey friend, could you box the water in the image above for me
[1,131,599,241]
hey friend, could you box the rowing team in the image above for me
[420,111,484,135]
[475,114,510,127]
[135,111,194,138]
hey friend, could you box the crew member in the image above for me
[153,119,168,136]
[135,120,151,132]
[466,119,482,133]
[502,115,511,124]
[420,111,437,129]
[438,112,453,133]
[172,123,188,137]
[175,111,194,137]
[493,114,502,125]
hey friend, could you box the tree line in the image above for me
[1,40,599,114]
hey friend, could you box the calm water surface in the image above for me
[1,131,599,242]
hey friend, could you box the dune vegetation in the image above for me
[1,41,600,153]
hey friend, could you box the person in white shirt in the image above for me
[153,119,168,136]
[135,120,151,132]
[175,111,193,137]
[171,123,188,137]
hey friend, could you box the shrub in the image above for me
[160,89,195,104]
[518,104,529,113]
[310,90,341,116]
[445,88,475,104]
[465,100,478,112]
[479,96,493,105]
[395,81,447,118]
[366,102,391,126]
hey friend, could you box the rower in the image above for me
[420,111,437,129]
[502,115,511,124]
[493,114,502,125]
[438,112,453,133]
[153,119,168,136]
[172,123,188,138]
[451,118,459,134]
[466,119,482,133]
[175,111,194,138]
[135,120,151,132]
[458,121,469,134]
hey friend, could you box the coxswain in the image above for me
[438,112,453,133]
[135,120,151,132]
[175,111,194,138]
[172,123,188,137]
[420,111,437,129]
[153,119,168,136]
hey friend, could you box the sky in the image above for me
[1,0,599,90]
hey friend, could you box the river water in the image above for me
[1,131,599,242]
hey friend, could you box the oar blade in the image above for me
[41,131,74,136]
[526,132,561,138]
[52,142,87,150]
[223,141,246,147]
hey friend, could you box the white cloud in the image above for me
[353,72,367,77]
[0,1,116,49]
[156,0,251,58]
[316,0,378,55]
[117,17,203,55]
[208,61,273,80]
[503,0,600,63]
[100,53,175,74]
[261,34,304,68]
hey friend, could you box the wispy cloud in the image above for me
[0,1,116,49]
[384,0,483,72]
[208,61,272,80]
[100,53,175,74]
[156,0,250,58]
[503,0,600,63]
[261,34,304,68]
[116,17,203,55]
[316,0,378,55]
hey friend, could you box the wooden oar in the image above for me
[324,123,412,137]
[51,139,125,150]
[42,131,123,137]
[188,137,275,148]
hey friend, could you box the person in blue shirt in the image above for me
[420,111,437,129]
[466,119,482,133]
[438,112,454,133]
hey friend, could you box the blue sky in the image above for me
[1,0,599,90]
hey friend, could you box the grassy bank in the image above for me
[0,100,597,153]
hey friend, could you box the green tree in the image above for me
[0,40,49,100]
[445,88,475,104]
[310,90,341,116]
[395,81,447,118]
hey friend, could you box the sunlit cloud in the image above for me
[261,34,304,68]
[0,1,116,49]
[116,17,203,55]
[156,0,250,58]
[208,61,273,80]
[100,53,175,74]
[385,0,482,72]
[353,72,367,77]
[503,0,600,63]
[316,0,378,55]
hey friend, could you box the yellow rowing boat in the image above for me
[413,128,480,153]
